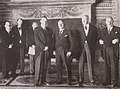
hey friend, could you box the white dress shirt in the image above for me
[18,26,22,36]
[84,24,89,36]
[107,26,113,34]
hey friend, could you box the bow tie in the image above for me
[18,27,22,30]
[59,31,63,35]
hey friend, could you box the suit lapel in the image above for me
[81,25,86,37]
[15,26,20,37]
[57,30,60,40]
[87,24,92,37]
[39,27,46,43]
[60,30,66,40]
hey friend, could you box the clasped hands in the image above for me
[8,44,13,49]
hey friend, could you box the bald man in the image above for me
[99,17,120,87]
[54,20,73,85]
[77,15,98,87]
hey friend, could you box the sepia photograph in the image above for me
[0,0,119,89]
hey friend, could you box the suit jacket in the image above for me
[100,26,120,47]
[26,27,36,48]
[54,29,73,53]
[34,26,54,58]
[11,25,26,48]
[77,23,98,54]
[0,27,13,50]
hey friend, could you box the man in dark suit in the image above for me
[99,17,120,87]
[11,18,26,76]
[34,16,54,86]
[0,21,13,79]
[78,15,98,87]
[54,20,73,85]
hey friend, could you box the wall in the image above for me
[92,0,112,29]
[0,0,119,28]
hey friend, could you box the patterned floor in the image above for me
[0,58,119,88]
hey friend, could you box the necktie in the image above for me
[18,27,22,36]
[108,28,111,34]
[85,26,87,30]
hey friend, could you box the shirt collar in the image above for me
[84,24,89,30]
[107,26,113,31]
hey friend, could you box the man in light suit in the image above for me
[78,15,98,87]
[34,16,54,86]
[27,22,38,74]
[99,17,120,87]
[54,20,73,85]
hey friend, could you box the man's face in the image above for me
[32,22,38,29]
[40,18,48,28]
[17,19,23,26]
[106,18,113,27]
[82,16,89,26]
[5,22,10,29]
[58,20,64,31]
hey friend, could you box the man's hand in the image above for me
[44,46,48,51]
[8,44,13,49]
[32,45,35,48]
[53,51,56,55]
[112,38,119,44]
[19,40,22,43]
[99,39,104,45]
[66,51,72,57]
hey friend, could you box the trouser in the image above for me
[1,49,7,78]
[55,47,72,83]
[34,51,49,84]
[102,46,119,84]
[79,43,94,83]
[29,55,34,74]
[1,47,12,78]
[11,48,19,77]
[20,47,25,72]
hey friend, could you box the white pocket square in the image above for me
[115,31,118,34]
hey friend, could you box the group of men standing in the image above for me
[34,15,120,87]
[0,14,119,87]
[0,18,26,79]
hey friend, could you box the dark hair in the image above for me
[17,18,23,21]
[41,16,47,20]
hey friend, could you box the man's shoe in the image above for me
[102,82,111,86]
[113,83,119,87]
[90,81,96,86]
[20,71,24,75]
[67,82,72,85]
[34,83,39,87]
[56,80,62,84]
[44,81,50,86]
[78,82,83,87]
